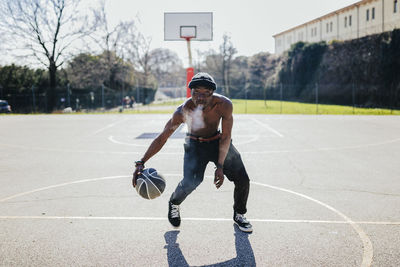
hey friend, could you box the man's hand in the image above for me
[132,162,144,188]
[214,167,224,189]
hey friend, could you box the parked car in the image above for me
[0,100,12,113]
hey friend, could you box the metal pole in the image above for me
[31,85,36,113]
[264,85,267,108]
[122,83,125,110]
[245,89,248,114]
[102,84,105,110]
[136,78,139,104]
[315,83,319,115]
[280,83,283,114]
[186,38,193,67]
[352,83,355,114]
[67,83,71,108]
[186,38,194,98]
[315,83,319,114]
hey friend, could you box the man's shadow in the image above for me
[164,224,256,267]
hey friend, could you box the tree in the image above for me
[66,53,106,89]
[248,52,276,99]
[148,48,185,87]
[229,56,249,99]
[203,50,223,91]
[0,64,48,94]
[91,0,136,90]
[219,34,237,97]
[0,0,95,111]
[66,52,134,91]
[124,32,154,88]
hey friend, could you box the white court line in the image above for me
[0,143,146,155]
[108,135,259,147]
[0,174,373,266]
[91,117,129,135]
[2,135,399,155]
[250,118,284,137]
[252,181,373,267]
[0,176,126,203]
[242,137,400,155]
[0,216,399,226]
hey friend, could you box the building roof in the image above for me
[273,0,376,37]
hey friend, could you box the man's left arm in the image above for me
[214,100,233,189]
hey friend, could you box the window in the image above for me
[349,15,352,26]
[311,27,317,37]
[330,22,333,32]
[277,39,282,47]
[345,17,348,27]
[366,9,370,21]
[372,7,375,19]
[326,23,329,33]
[394,0,398,13]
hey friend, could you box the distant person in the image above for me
[133,72,252,233]
[130,96,135,108]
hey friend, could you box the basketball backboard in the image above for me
[164,12,213,41]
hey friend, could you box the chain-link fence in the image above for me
[262,82,400,111]
[2,82,399,113]
[2,86,157,113]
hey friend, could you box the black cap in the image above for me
[188,72,217,91]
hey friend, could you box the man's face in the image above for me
[191,86,213,106]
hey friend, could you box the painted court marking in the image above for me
[0,216,398,225]
[0,174,375,266]
[108,134,259,147]
[1,134,399,157]
[250,118,284,137]
[91,118,129,136]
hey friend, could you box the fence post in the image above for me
[101,84,105,110]
[67,83,71,108]
[315,83,319,115]
[245,89,248,114]
[31,85,36,113]
[352,83,355,114]
[264,85,267,108]
[280,83,283,114]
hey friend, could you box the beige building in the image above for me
[274,0,400,55]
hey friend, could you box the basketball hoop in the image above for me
[164,12,213,98]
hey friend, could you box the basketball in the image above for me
[136,168,166,199]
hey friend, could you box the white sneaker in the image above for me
[234,212,253,233]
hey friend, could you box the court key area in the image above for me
[1,114,400,266]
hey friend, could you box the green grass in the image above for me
[232,99,400,115]
[97,99,400,115]
[3,99,399,115]
[125,99,399,115]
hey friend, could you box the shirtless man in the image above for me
[133,72,252,233]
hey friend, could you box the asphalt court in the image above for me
[1,114,400,266]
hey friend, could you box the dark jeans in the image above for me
[170,137,250,214]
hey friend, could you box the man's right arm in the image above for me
[133,107,184,187]
[140,108,183,163]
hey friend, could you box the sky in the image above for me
[0,0,361,67]
[104,0,360,67]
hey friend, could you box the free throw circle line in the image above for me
[0,175,373,266]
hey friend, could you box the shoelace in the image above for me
[170,204,180,218]
[236,214,248,223]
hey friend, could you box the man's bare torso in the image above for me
[178,94,230,137]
